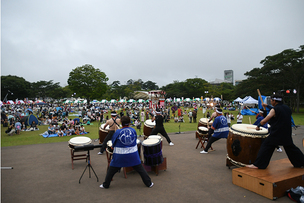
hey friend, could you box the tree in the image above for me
[1,75,31,101]
[31,80,62,100]
[67,64,108,102]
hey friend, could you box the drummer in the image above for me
[207,105,220,139]
[100,116,153,189]
[98,111,121,155]
[150,108,174,146]
[246,95,304,169]
[200,108,229,154]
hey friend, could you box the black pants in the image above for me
[253,138,304,169]
[102,164,152,188]
[207,128,214,139]
[150,126,172,143]
[204,136,221,152]
[100,130,115,152]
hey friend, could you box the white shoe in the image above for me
[149,182,154,188]
[277,148,283,152]
[97,152,103,155]
[99,184,104,189]
[169,142,174,146]
[200,150,208,154]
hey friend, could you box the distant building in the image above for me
[224,70,234,85]
[209,78,231,86]
[235,80,243,86]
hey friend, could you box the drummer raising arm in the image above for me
[98,111,121,155]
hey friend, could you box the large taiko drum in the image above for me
[144,119,155,137]
[227,124,269,167]
[198,126,209,134]
[99,124,110,144]
[147,135,163,149]
[68,136,92,150]
[142,138,163,166]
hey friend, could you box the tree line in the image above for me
[2,45,303,112]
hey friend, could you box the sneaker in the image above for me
[200,150,208,154]
[149,182,154,188]
[277,148,283,152]
[99,184,104,189]
[97,152,103,155]
[169,142,174,146]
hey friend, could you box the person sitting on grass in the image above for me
[65,128,71,136]
[6,123,15,136]
[30,121,39,131]
[48,124,55,135]
[57,129,64,137]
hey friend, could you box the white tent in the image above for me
[242,96,258,105]
[233,97,243,102]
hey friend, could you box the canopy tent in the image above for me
[194,98,201,101]
[64,100,72,104]
[90,100,98,104]
[110,99,117,103]
[213,97,221,101]
[166,98,172,102]
[137,99,145,103]
[17,100,25,104]
[184,98,192,102]
[233,97,243,102]
[203,97,210,101]
[175,98,181,102]
[7,100,15,104]
[101,99,108,103]
[118,99,126,103]
[242,96,258,105]
[127,99,135,103]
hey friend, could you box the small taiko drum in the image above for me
[142,138,163,166]
[68,136,92,151]
[198,126,209,134]
[227,124,269,167]
[198,118,213,128]
[144,119,155,137]
[106,140,113,154]
[99,124,110,144]
[147,135,163,149]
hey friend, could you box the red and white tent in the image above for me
[6,100,15,104]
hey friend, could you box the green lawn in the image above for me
[2,107,303,147]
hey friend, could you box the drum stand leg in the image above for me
[79,151,99,183]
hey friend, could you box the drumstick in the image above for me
[257,89,266,110]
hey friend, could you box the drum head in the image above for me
[198,126,208,132]
[142,138,161,146]
[230,124,269,137]
[148,135,162,140]
[199,118,213,124]
[100,124,110,131]
[68,136,92,146]
[107,140,112,147]
[144,119,155,127]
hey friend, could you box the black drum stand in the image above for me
[79,150,99,183]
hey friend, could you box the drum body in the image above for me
[143,119,155,137]
[99,124,110,144]
[142,138,163,166]
[68,136,92,151]
[227,124,269,167]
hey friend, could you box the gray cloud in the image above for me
[2,0,304,87]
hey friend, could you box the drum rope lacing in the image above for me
[229,128,269,138]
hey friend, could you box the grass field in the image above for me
[1,107,303,147]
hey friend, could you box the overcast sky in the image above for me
[2,0,304,88]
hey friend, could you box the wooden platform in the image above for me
[143,157,167,176]
[232,158,304,200]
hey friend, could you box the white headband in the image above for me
[272,97,282,101]
[111,113,117,116]
[259,110,263,113]
[216,109,222,114]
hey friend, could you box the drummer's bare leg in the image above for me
[101,166,120,188]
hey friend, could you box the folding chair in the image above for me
[195,130,213,150]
